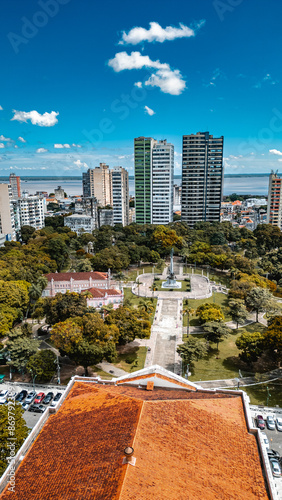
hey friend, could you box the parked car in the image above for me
[50,393,62,407]
[269,458,282,477]
[43,392,54,405]
[34,392,45,404]
[22,402,30,411]
[25,391,37,404]
[261,432,269,448]
[266,415,276,430]
[0,391,9,404]
[267,449,280,459]
[256,415,265,430]
[28,404,46,414]
[276,417,282,432]
[15,390,28,403]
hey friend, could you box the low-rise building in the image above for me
[86,287,123,309]
[64,214,96,233]
[43,271,112,297]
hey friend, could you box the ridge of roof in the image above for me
[115,365,201,391]
[45,271,108,281]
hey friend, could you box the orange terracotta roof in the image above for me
[116,372,197,391]
[0,382,269,500]
[45,271,108,282]
[232,200,242,205]
[87,287,122,298]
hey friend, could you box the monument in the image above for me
[162,249,182,289]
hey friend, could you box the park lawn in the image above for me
[114,346,147,373]
[188,322,267,382]
[126,265,155,281]
[183,293,231,326]
[183,267,230,287]
[123,288,157,325]
[153,280,190,292]
[92,366,113,379]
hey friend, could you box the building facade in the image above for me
[181,132,224,226]
[54,186,65,200]
[0,184,16,241]
[9,173,21,199]
[98,208,114,227]
[43,271,112,297]
[134,137,174,225]
[267,171,282,228]
[82,163,112,206]
[86,287,123,309]
[64,214,96,233]
[111,166,129,226]
[16,193,45,230]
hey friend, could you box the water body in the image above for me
[0,174,272,197]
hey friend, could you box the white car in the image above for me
[261,432,269,448]
[266,415,276,431]
[0,390,9,404]
[276,417,282,432]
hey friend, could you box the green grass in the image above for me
[91,366,113,379]
[243,381,282,406]
[187,322,267,382]
[183,266,230,287]
[153,280,190,292]
[126,265,156,281]
[114,346,147,373]
[183,293,231,326]
[123,288,157,325]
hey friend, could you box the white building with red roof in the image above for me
[43,271,113,297]
[86,287,123,309]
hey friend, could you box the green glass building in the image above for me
[134,137,155,224]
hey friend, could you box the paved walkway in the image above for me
[195,368,282,389]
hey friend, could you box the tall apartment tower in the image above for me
[0,184,16,240]
[9,173,21,199]
[82,163,112,206]
[181,132,224,226]
[15,193,45,231]
[134,137,174,225]
[111,167,129,226]
[267,171,282,228]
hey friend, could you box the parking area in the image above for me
[0,382,66,429]
[250,405,282,497]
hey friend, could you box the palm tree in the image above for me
[138,299,154,316]
[99,303,114,319]
[182,299,195,335]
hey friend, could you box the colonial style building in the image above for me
[86,287,123,309]
[43,271,112,297]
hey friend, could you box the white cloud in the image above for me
[36,148,48,153]
[144,105,155,116]
[18,136,26,143]
[11,110,59,127]
[0,135,11,141]
[73,159,88,169]
[108,51,186,95]
[14,145,18,149]
[269,149,282,156]
[0,143,5,149]
[119,21,204,45]
[0,106,3,111]
[134,81,142,88]
[54,143,71,149]
[72,143,81,148]
[144,68,186,95]
[254,74,278,89]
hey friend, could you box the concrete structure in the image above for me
[182,132,224,226]
[9,173,21,199]
[64,214,96,233]
[98,208,114,227]
[128,207,135,224]
[0,233,6,247]
[82,163,112,206]
[134,137,174,224]
[54,186,65,200]
[15,193,45,231]
[0,184,16,240]
[267,171,282,228]
[0,366,274,500]
[111,166,129,226]
[86,287,123,309]
[173,184,182,206]
[43,271,112,297]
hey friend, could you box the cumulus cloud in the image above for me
[0,143,5,149]
[144,105,155,116]
[0,106,3,111]
[119,21,205,45]
[18,136,26,143]
[0,135,11,141]
[73,159,88,169]
[134,82,142,88]
[108,51,186,95]
[36,148,48,153]
[54,143,71,149]
[269,149,282,156]
[11,110,59,127]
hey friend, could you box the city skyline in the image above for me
[0,1,282,176]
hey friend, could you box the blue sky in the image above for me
[0,0,282,176]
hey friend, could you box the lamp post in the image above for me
[56,354,60,385]
[266,386,271,407]
[29,370,37,392]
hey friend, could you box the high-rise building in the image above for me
[15,193,45,231]
[181,132,224,226]
[9,173,21,199]
[134,137,174,225]
[0,184,16,240]
[54,186,65,200]
[267,171,282,228]
[82,163,112,206]
[111,167,129,226]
